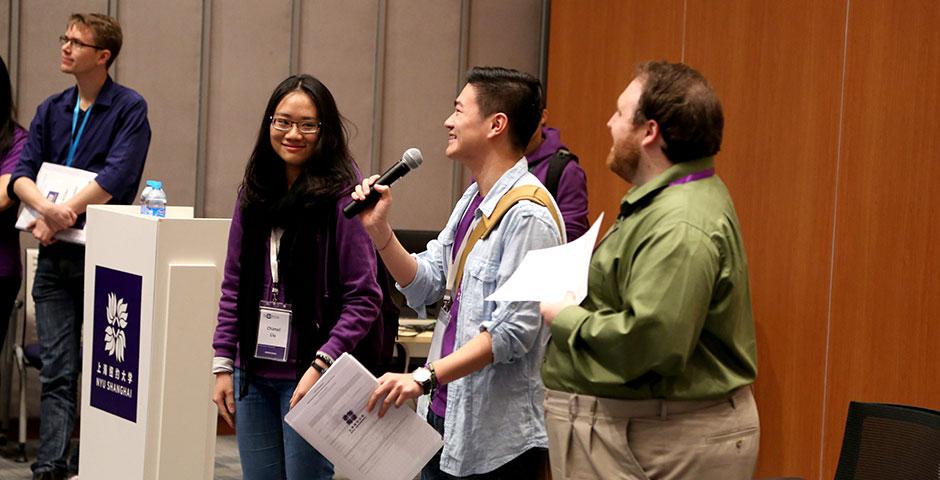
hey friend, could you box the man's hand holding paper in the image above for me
[485,212,604,305]
[284,353,442,480]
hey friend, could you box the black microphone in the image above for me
[343,147,423,218]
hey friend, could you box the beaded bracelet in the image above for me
[315,351,335,367]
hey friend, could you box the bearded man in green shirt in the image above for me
[540,61,760,480]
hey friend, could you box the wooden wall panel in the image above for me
[684,1,846,477]
[823,1,940,478]
[548,0,940,479]
[545,0,684,233]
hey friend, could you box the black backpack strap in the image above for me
[544,148,576,198]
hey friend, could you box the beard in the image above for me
[606,137,642,183]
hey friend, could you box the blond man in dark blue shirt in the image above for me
[8,13,150,480]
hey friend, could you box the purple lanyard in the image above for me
[669,168,715,187]
[620,168,717,219]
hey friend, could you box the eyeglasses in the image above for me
[59,35,105,50]
[270,116,321,135]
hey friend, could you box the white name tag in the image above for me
[255,302,291,362]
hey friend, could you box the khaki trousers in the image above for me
[544,387,759,480]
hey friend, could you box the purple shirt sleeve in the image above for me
[556,159,589,241]
[8,106,46,200]
[1,128,28,175]
[212,200,243,359]
[0,128,28,279]
[316,200,383,359]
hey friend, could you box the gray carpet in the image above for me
[0,435,242,480]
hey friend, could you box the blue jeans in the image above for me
[31,244,85,474]
[234,368,333,480]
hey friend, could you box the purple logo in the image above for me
[343,409,366,433]
[90,266,141,423]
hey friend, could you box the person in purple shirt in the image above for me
[524,112,589,241]
[6,14,150,480]
[211,74,382,480]
[0,55,27,360]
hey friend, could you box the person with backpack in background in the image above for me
[524,102,589,241]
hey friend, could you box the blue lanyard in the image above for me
[67,97,93,167]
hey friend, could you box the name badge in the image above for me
[255,301,292,362]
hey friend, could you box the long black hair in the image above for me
[239,74,357,223]
[0,56,19,156]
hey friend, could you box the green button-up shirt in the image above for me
[542,157,758,400]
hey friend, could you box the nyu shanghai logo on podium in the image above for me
[104,293,128,362]
[90,266,142,423]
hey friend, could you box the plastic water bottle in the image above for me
[139,183,153,214]
[140,180,167,218]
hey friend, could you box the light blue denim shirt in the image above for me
[399,158,564,476]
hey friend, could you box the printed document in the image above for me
[486,212,604,303]
[285,353,443,480]
[15,162,98,245]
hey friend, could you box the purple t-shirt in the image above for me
[0,127,28,279]
[430,193,484,417]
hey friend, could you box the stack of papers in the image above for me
[15,162,97,245]
[486,213,604,303]
[285,353,443,480]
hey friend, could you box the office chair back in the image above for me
[834,401,940,480]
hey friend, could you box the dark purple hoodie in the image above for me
[525,127,589,240]
[212,196,382,380]
[0,127,27,280]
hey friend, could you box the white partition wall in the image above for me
[79,205,230,479]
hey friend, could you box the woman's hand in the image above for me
[289,364,323,409]
[367,373,423,418]
[212,373,236,428]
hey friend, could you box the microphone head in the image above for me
[402,148,423,170]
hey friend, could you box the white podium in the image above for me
[79,205,230,479]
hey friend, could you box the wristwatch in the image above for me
[412,366,434,395]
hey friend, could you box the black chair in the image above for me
[834,401,940,479]
[390,229,441,318]
[394,229,439,254]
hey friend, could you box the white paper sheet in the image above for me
[15,162,98,245]
[485,212,605,303]
[284,353,443,480]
